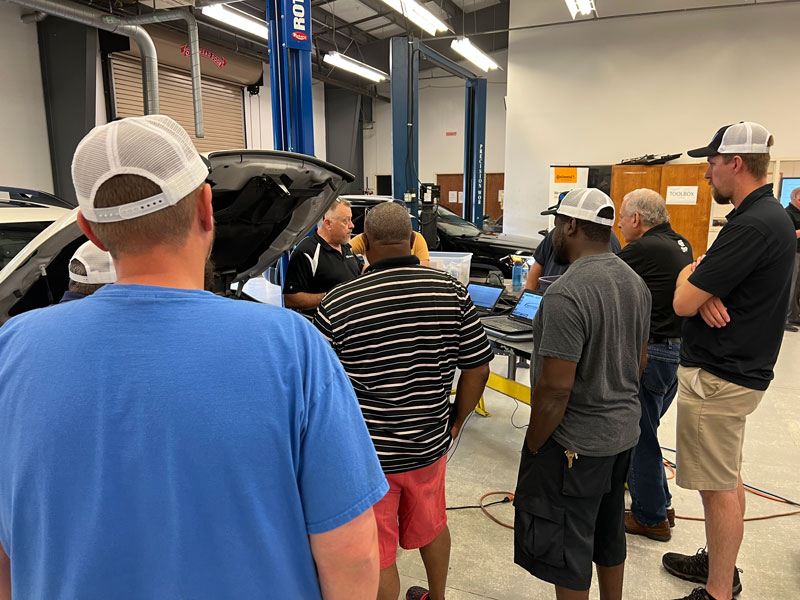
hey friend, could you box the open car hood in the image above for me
[206,150,354,286]
[0,151,354,325]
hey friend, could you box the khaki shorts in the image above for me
[676,366,764,491]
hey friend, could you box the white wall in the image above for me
[0,5,53,192]
[363,50,508,192]
[244,63,327,160]
[503,1,800,236]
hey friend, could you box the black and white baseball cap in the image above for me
[687,121,773,158]
[555,188,615,227]
[71,115,209,223]
[69,241,116,285]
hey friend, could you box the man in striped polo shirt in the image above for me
[314,201,493,600]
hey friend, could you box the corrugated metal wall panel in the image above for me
[111,56,244,153]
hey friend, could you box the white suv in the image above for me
[0,189,72,270]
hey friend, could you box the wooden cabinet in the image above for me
[610,163,711,257]
[436,173,505,220]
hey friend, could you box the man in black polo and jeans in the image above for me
[665,122,795,600]
[283,197,362,313]
[783,187,800,330]
[617,188,692,542]
[514,188,651,600]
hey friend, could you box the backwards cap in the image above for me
[71,115,209,223]
[69,241,116,285]
[556,188,615,227]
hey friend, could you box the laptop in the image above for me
[467,282,505,316]
[481,290,543,335]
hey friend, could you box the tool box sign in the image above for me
[282,0,312,51]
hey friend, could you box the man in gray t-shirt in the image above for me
[514,188,651,600]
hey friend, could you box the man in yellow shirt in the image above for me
[350,231,430,266]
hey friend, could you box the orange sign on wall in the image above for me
[554,167,578,183]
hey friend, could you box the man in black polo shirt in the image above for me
[784,187,800,329]
[283,198,362,313]
[664,122,795,600]
[617,188,692,543]
[314,202,492,600]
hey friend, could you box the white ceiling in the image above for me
[513,0,795,27]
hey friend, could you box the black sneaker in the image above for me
[405,586,430,600]
[673,588,713,600]
[662,548,742,595]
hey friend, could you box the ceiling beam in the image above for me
[311,6,377,45]
[352,0,425,33]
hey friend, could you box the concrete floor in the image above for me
[395,331,800,599]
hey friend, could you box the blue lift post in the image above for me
[266,0,315,155]
[390,36,488,228]
[265,0,314,285]
[390,37,420,222]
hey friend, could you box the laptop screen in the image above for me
[511,291,543,321]
[468,283,504,309]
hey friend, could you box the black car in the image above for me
[343,196,540,278]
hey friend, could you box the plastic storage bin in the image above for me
[428,251,472,286]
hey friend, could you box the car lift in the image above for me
[265,0,314,155]
[265,0,314,282]
[390,36,487,228]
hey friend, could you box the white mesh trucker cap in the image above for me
[71,115,209,223]
[687,121,773,158]
[69,241,117,285]
[556,188,616,227]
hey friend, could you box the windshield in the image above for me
[436,205,481,237]
[0,221,53,269]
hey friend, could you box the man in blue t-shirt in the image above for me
[0,115,388,600]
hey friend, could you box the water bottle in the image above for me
[521,261,529,288]
[512,262,523,291]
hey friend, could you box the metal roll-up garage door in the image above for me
[111,55,244,153]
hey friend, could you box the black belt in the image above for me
[648,337,681,345]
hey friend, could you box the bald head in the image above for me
[364,202,412,245]
[791,187,800,206]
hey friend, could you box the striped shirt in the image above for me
[314,255,494,474]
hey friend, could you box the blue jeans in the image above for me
[627,342,680,526]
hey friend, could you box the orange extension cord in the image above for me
[479,460,800,530]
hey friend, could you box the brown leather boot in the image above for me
[625,510,672,541]
[667,506,676,528]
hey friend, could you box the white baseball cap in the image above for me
[687,121,773,158]
[556,188,616,227]
[71,115,209,223]
[69,241,116,285]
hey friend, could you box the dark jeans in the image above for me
[627,342,680,526]
[787,253,800,322]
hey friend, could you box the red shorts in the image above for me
[373,456,448,569]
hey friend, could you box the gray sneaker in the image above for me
[662,548,742,596]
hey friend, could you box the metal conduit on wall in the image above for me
[11,0,206,138]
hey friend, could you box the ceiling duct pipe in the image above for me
[10,0,160,114]
[20,11,47,23]
[113,8,204,138]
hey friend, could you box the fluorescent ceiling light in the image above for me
[564,0,595,20]
[450,37,499,72]
[378,0,450,36]
[200,4,269,40]
[323,52,389,83]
